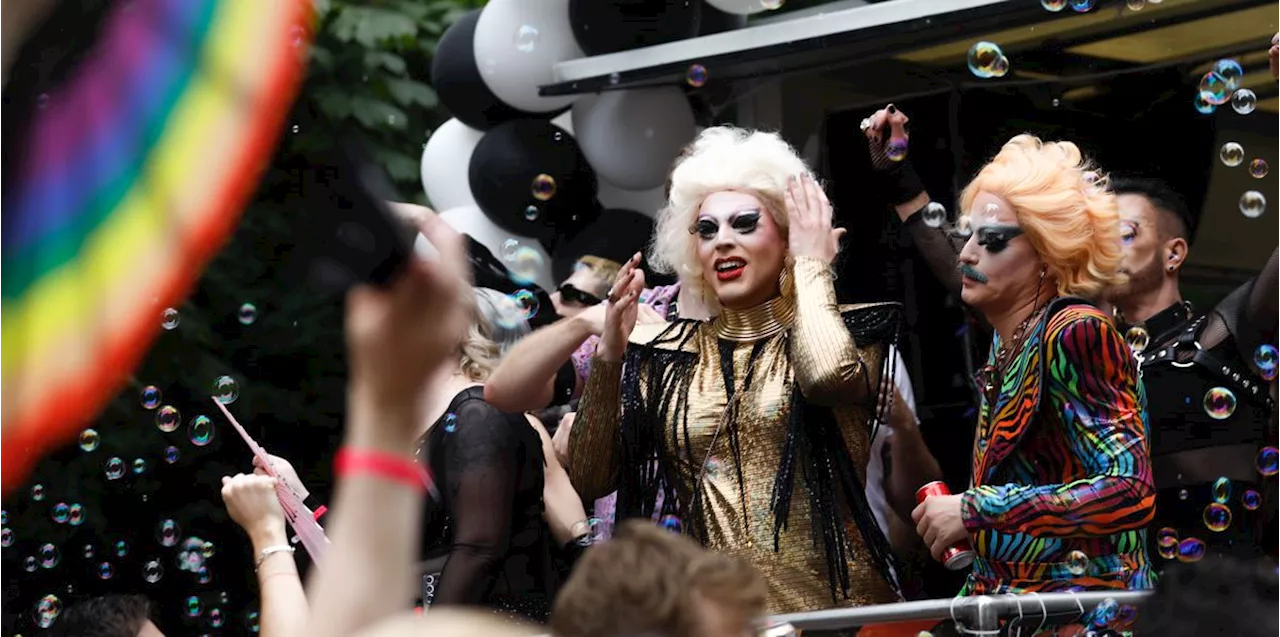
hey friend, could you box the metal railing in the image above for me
[771,591,1151,633]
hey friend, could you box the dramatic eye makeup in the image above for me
[690,209,762,240]
[974,225,1024,254]
[1120,221,1138,246]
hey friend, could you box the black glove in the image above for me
[865,114,926,207]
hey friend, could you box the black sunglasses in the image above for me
[557,284,604,307]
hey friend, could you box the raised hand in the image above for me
[345,214,471,435]
[221,474,287,543]
[861,104,911,170]
[785,174,845,265]
[253,453,309,500]
[598,252,646,362]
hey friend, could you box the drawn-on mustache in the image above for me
[958,263,989,284]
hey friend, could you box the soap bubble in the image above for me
[1069,0,1095,12]
[161,308,180,330]
[210,608,225,627]
[164,446,181,464]
[37,543,60,569]
[212,376,239,405]
[1041,0,1065,12]
[686,64,708,87]
[523,205,540,222]
[1256,446,1278,476]
[1219,142,1244,167]
[1125,0,1144,10]
[248,611,261,632]
[1065,549,1089,576]
[157,519,180,547]
[512,289,540,321]
[1239,191,1266,219]
[142,559,164,583]
[1156,527,1178,549]
[1202,502,1232,532]
[1,510,6,525]
[197,565,212,584]
[885,137,909,162]
[98,562,114,579]
[443,413,458,433]
[186,595,203,617]
[1214,59,1244,90]
[1178,488,1189,500]
[238,303,258,325]
[1242,489,1262,510]
[660,515,683,533]
[1212,477,1231,503]
[1,528,12,547]
[202,541,215,558]
[1193,92,1217,115]
[68,503,84,526]
[1254,344,1277,380]
[1198,72,1230,105]
[922,202,947,228]
[531,174,557,201]
[132,458,147,474]
[156,405,181,432]
[51,503,70,524]
[505,244,544,287]
[32,483,46,501]
[967,42,1005,79]
[1202,387,1236,420]
[115,540,129,557]
[1231,88,1257,115]
[189,415,214,446]
[1176,537,1205,563]
[83,544,95,559]
[24,556,38,572]
[140,386,162,409]
[79,429,100,452]
[513,24,539,53]
[105,457,126,480]
[1124,326,1150,354]
[1249,159,1269,179]
[1091,597,1118,627]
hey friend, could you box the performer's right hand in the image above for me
[253,453,309,500]
[599,252,646,362]
[221,473,287,544]
[862,103,910,171]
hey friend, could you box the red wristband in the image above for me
[334,448,429,492]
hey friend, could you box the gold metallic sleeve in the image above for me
[567,356,623,501]
[790,256,868,406]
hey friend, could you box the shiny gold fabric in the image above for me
[570,257,898,613]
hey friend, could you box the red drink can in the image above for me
[915,481,976,571]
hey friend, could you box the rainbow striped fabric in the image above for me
[1,0,312,490]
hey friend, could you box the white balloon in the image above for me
[474,0,583,113]
[572,87,696,191]
[597,180,667,219]
[550,110,574,135]
[438,206,555,291]
[705,0,771,15]
[420,119,484,211]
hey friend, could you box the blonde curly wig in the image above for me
[959,134,1124,300]
[458,287,530,383]
[649,126,814,289]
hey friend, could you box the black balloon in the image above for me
[569,0,702,57]
[552,208,655,283]
[468,119,598,243]
[431,10,562,130]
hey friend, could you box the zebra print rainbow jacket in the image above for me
[960,298,1158,594]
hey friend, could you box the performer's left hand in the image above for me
[912,494,968,562]
[785,173,845,264]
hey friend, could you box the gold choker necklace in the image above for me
[714,295,795,342]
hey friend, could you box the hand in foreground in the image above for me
[785,174,845,264]
[598,252,646,362]
[222,474,287,544]
[346,214,471,419]
[551,411,575,467]
[861,103,910,170]
[911,493,968,563]
[253,453,309,500]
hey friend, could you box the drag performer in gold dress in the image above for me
[569,127,916,613]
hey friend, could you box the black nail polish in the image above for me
[888,105,898,114]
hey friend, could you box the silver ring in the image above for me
[859,118,872,132]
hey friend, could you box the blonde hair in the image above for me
[458,288,529,382]
[959,134,1123,300]
[649,126,813,290]
[574,255,622,287]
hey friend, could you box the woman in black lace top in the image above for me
[416,288,587,622]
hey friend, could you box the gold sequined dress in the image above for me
[569,257,903,614]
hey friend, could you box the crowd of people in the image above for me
[47,35,1280,637]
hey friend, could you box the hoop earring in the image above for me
[778,266,795,299]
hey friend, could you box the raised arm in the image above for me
[221,474,308,637]
[431,399,521,606]
[524,414,589,547]
[961,313,1155,537]
[484,309,600,412]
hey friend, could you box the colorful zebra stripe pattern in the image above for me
[960,302,1157,594]
[1,0,312,490]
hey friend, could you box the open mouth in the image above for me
[714,257,746,281]
[959,264,988,284]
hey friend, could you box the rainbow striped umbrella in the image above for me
[1,0,312,490]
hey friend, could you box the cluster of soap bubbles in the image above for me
[1218,143,1269,218]
[1195,59,1255,115]
[967,41,1010,79]
[177,536,214,573]
[1041,0,1098,11]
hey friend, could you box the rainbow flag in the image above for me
[1,0,312,490]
